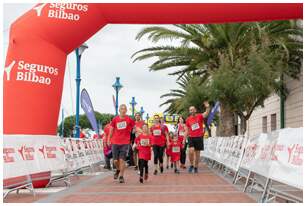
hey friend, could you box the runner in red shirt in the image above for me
[176,116,188,169]
[168,133,183,174]
[132,112,145,171]
[103,122,112,170]
[108,104,135,183]
[186,101,210,173]
[134,123,153,183]
[150,115,169,175]
[166,132,174,169]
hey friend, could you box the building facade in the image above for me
[245,73,303,137]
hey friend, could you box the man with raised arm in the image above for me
[186,101,210,173]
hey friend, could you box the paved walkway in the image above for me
[29,162,255,203]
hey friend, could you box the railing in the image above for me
[201,127,303,203]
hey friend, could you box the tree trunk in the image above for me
[216,103,235,137]
[239,115,247,135]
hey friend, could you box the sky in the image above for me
[3,3,181,124]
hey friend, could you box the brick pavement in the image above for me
[33,162,255,203]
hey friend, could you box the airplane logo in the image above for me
[4,60,15,81]
[33,3,47,17]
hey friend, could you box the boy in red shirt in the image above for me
[185,101,210,173]
[108,104,135,183]
[168,133,183,173]
[134,123,153,183]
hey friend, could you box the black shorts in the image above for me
[188,137,204,151]
[112,144,129,160]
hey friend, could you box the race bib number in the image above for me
[153,129,161,136]
[179,131,185,136]
[140,139,150,146]
[117,121,127,130]
[191,123,200,131]
[172,146,180,153]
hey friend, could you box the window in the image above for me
[271,114,277,131]
[262,116,267,133]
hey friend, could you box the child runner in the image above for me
[166,132,174,169]
[134,123,153,183]
[169,133,183,174]
[150,115,169,175]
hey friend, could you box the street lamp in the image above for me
[146,113,150,124]
[112,77,123,116]
[140,106,145,119]
[130,97,137,118]
[75,43,88,138]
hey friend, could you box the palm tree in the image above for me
[132,21,302,135]
[160,73,209,117]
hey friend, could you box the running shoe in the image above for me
[160,166,164,173]
[194,167,198,173]
[114,170,120,179]
[144,173,149,180]
[170,163,173,168]
[139,177,144,183]
[188,165,194,173]
[153,170,158,175]
[119,176,125,183]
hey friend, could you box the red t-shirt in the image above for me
[169,141,182,162]
[177,123,186,143]
[135,120,145,136]
[150,124,167,146]
[80,132,85,138]
[135,120,145,130]
[186,114,205,138]
[135,133,153,161]
[103,124,111,144]
[110,115,135,144]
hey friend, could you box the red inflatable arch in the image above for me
[3,3,302,187]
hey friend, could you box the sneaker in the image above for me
[153,170,158,175]
[160,166,164,173]
[175,169,180,174]
[119,176,125,183]
[170,163,173,168]
[144,173,149,180]
[194,167,198,173]
[188,166,194,173]
[114,170,120,179]
[139,177,144,183]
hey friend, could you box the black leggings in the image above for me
[180,143,187,165]
[138,159,148,177]
[153,145,164,165]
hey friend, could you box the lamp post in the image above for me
[112,77,123,116]
[140,106,145,119]
[130,97,137,118]
[146,113,150,124]
[75,43,88,138]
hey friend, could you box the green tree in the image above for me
[133,21,302,135]
[57,111,114,137]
